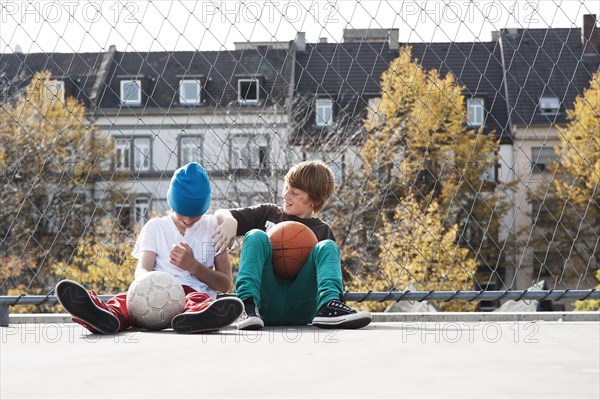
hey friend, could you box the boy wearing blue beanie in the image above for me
[55,163,243,334]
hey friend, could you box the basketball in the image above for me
[268,221,318,279]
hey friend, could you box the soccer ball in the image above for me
[126,271,186,330]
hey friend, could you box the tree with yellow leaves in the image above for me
[51,218,137,294]
[350,196,478,312]
[574,270,600,311]
[337,47,506,310]
[0,71,122,296]
[528,71,599,290]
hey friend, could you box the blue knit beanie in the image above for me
[167,162,211,217]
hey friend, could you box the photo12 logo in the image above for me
[199,1,340,24]
[401,322,540,344]
[1,323,140,344]
[398,1,541,24]
[1,1,141,24]
[0,1,545,30]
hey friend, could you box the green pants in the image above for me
[235,229,343,325]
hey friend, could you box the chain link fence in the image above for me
[1,1,599,320]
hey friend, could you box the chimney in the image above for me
[582,14,598,55]
[388,29,399,50]
[295,32,306,52]
[343,28,399,49]
[90,44,117,106]
[318,37,328,44]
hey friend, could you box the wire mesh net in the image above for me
[1,1,599,313]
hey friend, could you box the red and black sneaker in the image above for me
[171,297,244,334]
[55,280,120,334]
[311,299,372,329]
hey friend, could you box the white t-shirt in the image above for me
[132,214,219,299]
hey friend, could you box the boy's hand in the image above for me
[213,218,237,254]
[170,243,198,272]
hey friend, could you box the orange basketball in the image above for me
[268,221,318,279]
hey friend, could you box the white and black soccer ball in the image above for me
[126,271,186,330]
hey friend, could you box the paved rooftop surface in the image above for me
[1,321,599,399]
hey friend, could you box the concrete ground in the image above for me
[1,319,599,399]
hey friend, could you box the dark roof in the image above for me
[409,41,511,143]
[0,52,104,105]
[98,48,293,109]
[295,42,397,96]
[500,28,600,126]
[293,42,399,146]
[294,41,512,145]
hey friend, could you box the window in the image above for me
[44,80,65,103]
[179,80,201,105]
[133,138,151,171]
[238,79,259,103]
[133,197,150,224]
[467,97,485,126]
[482,164,497,182]
[230,136,268,170]
[120,80,142,104]
[539,97,560,114]
[481,152,497,182]
[531,146,557,173]
[114,138,130,171]
[367,97,384,127]
[316,98,333,127]
[114,137,151,171]
[179,136,203,165]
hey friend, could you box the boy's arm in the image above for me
[211,251,233,292]
[134,251,156,280]
[170,243,232,293]
[213,209,238,253]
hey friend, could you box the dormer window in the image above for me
[45,80,65,103]
[316,98,333,127]
[120,80,142,105]
[467,97,485,126]
[238,79,259,104]
[179,79,202,105]
[539,97,560,114]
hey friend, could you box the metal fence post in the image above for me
[0,304,9,327]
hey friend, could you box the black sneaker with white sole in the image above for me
[235,297,265,330]
[171,297,244,334]
[311,299,372,329]
[55,280,120,334]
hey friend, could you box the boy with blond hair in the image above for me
[214,160,371,330]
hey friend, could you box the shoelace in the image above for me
[328,300,353,313]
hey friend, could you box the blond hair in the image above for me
[285,160,335,212]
